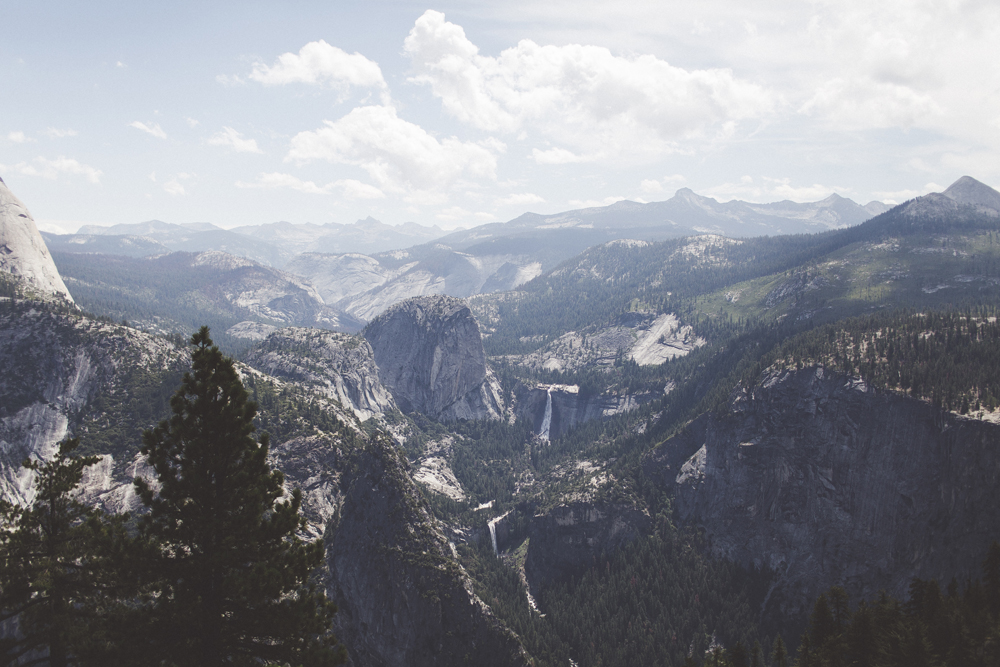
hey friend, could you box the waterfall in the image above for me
[487,510,510,557]
[539,387,553,441]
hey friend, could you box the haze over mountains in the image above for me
[42,187,895,330]
[45,188,888,268]
[8,174,1000,665]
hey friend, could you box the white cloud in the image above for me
[338,178,386,200]
[249,40,387,100]
[799,77,941,130]
[163,179,185,196]
[33,218,89,235]
[163,172,195,196]
[7,131,33,143]
[873,182,944,205]
[568,196,628,208]
[287,105,498,194]
[116,61,126,68]
[42,128,77,138]
[207,127,263,154]
[215,74,245,87]
[531,148,588,165]
[129,121,167,139]
[236,172,385,200]
[186,117,200,128]
[436,206,494,223]
[404,10,776,163]
[641,174,686,194]
[497,192,545,206]
[5,156,102,183]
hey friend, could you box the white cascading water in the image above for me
[539,387,553,441]
[489,520,498,556]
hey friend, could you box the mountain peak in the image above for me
[355,216,385,229]
[943,175,1000,211]
[0,179,74,302]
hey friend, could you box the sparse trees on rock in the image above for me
[0,438,107,667]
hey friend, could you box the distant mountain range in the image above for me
[44,189,888,267]
[46,216,450,267]
[44,179,1000,329]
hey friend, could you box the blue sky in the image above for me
[3,0,999,233]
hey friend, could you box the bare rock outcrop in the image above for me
[363,295,503,421]
[516,383,659,440]
[0,177,74,302]
[243,327,396,421]
[647,365,1000,618]
[0,303,183,506]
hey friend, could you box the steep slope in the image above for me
[285,190,886,323]
[289,244,544,323]
[0,177,74,302]
[326,437,530,666]
[364,296,504,421]
[51,250,364,349]
[646,364,1000,619]
[242,327,396,421]
[0,302,531,665]
[0,301,183,506]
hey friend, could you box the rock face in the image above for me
[364,296,503,421]
[942,175,1000,211]
[514,311,704,374]
[0,303,183,506]
[243,327,396,421]
[649,365,1000,618]
[0,303,530,665]
[325,439,530,667]
[0,177,74,302]
[902,175,1000,218]
[516,383,658,440]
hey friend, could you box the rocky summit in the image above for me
[363,295,504,421]
[0,177,74,302]
[243,327,396,421]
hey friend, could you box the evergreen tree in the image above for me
[0,438,103,667]
[772,635,789,667]
[133,327,343,666]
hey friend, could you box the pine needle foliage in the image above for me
[133,326,343,666]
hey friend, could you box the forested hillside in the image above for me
[8,180,1000,666]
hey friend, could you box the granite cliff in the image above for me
[0,177,74,302]
[243,327,396,421]
[364,295,503,422]
[646,365,1000,618]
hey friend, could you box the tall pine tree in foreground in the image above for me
[134,327,343,666]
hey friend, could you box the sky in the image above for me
[2,0,999,234]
